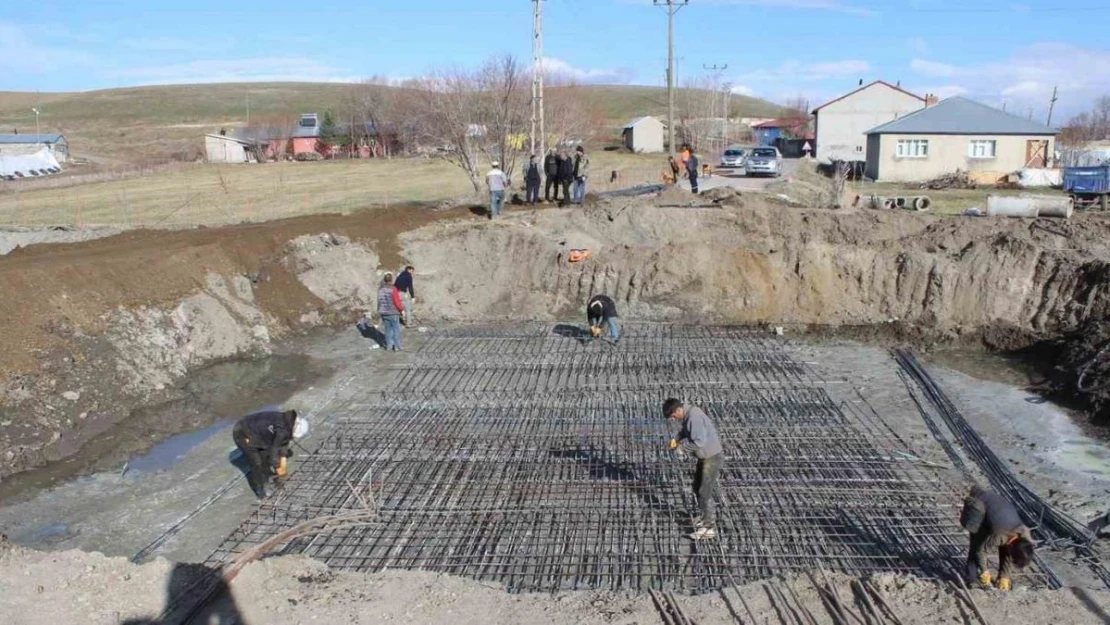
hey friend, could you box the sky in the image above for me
[2,0,1110,120]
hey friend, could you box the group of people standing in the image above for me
[369,265,416,351]
[486,146,590,218]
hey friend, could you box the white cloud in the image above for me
[920,85,969,99]
[122,36,223,52]
[909,43,1110,117]
[112,57,362,85]
[542,57,634,84]
[729,85,756,96]
[0,21,97,73]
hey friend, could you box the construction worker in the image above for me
[544,149,560,203]
[961,485,1036,591]
[664,398,724,540]
[486,161,509,219]
[395,265,416,323]
[232,409,309,499]
[586,294,620,343]
[378,272,406,351]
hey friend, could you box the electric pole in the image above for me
[531,0,545,163]
[654,0,688,156]
[1046,85,1059,127]
[703,63,727,152]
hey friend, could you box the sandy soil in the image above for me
[1,540,1108,625]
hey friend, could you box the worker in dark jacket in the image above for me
[664,398,724,540]
[557,149,575,207]
[232,409,309,499]
[394,265,416,323]
[524,154,542,205]
[587,294,620,342]
[962,485,1036,590]
[544,149,559,203]
[684,145,700,194]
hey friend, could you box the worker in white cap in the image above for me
[486,160,509,219]
[232,409,310,499]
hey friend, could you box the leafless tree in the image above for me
[779,95,812,140]
[1062,95,1110,145]
[676,76,722,152]
[406,55,529,193]
[544,78,605,151]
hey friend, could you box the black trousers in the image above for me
[233,425,270,498]
[693,455,722,527]
[545,176,559,201]
[559,181,571,204]
[689,171,699,194]
[526,180,541,204]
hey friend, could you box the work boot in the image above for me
[688,526,717,540]
[996,578,1012,592]
[978,571,993,588]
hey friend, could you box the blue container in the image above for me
[1064,166,1110,194]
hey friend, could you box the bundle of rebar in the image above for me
[208,326,992,594]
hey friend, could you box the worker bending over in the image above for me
[962,485,1036,590]
[587,294,620,343]
[232,409,309,499]
[664,398,724,540]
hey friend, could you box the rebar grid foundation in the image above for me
[209,325,1034,593]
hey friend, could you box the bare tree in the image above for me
[780,95,812,140]
[676,76,724,152]
[1062,95,1110,145]
[406,55,529,193]
[544,78,605,152]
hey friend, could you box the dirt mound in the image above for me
[1034,319,1110,427]
[699,186,745,207]
[1,541,1107,625]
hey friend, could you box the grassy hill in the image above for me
[0,83,787,166]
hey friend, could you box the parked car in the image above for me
[720,146,753,169]
[745,147,783,177]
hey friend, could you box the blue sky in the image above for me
[2,0,1109,119]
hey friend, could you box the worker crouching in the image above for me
[962,485,1036,591]
[233,409,310,499]
[587,294,620,343]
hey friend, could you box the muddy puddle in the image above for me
[924,348,1043,388]
[0,353,330,504]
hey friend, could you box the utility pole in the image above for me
[654,0,688,156]
[1046,85,1059,127]
[531,0,545,162]
[703,63,727,152]
[246,92,251,126]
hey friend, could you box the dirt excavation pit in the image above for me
[3,197,1110,623]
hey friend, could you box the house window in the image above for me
[968,139,996,159]
[856,146,863,153]
[896,139,929,158]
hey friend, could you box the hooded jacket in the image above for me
[235,411,296,470]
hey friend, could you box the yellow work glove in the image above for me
[978,571,992,588]
[996,578,1011,591]
[669,439,678,450]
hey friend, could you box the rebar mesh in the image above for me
[208,325,1016,593]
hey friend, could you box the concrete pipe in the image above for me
[986,195,1074,219]
[894,197,907,209]
[913,196,932,211]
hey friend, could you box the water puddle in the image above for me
[0,355,330,504]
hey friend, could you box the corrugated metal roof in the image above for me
[812,81,925,113]
[865,97,1057,136]
[623,116,663,129]
[0,134,64,145]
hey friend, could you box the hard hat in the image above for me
[292,416,310,440]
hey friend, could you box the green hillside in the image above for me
[0,83,787,165]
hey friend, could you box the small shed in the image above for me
[622,116,665,153]
[205,133,255,163]
[0,134,69,162]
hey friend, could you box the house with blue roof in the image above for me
[864,97,1057,183]
[0,133,68,162]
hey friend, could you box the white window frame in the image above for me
[968,139,997,159]
[896,139,929,158]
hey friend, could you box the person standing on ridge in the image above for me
[557,149,575,207]
[394,265,416,323]
[524,154,542,205]
[572,145,590,204]
[486,161,509,219]
[544,149,560,203]
[664,398,724,540]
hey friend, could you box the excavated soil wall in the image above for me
[2,200,1109,480]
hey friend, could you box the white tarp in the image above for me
[0,147,61,178]
[1017,168,1062,188]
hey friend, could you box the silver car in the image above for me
[719,146,752,169]
[745,147,783,177]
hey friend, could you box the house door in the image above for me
[1025,140,1048,168]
